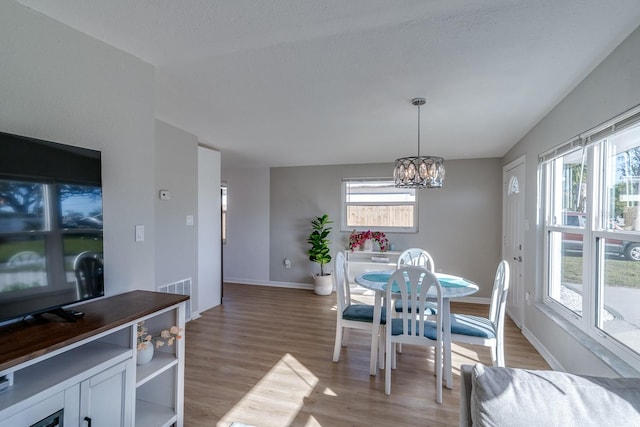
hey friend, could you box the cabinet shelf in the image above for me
[136,351,178,387]
[135,399,177,427]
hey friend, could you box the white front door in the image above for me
[503,157,525,328]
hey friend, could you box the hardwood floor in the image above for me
[184,283,549,427]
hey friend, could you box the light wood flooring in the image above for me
[184,283,549,427]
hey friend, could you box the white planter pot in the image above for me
[137,342,154,365]
[313,273,333,296]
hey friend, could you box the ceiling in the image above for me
[15,0,640,168]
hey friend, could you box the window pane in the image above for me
[345,181,415,203]
[549,150,588,226]
[59,184,103,230]
[0,179,46,232]
[606,123,640,232]
[343,179,417,231]
[548,231,583,316]
[599,242,640,354]
[0,236,47,292]
[346,205,414,228]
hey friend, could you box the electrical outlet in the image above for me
[284,259,291,269]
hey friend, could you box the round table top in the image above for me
[355,270,479,298]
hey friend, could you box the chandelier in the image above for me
[393,98,445,189]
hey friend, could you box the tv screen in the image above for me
[0,131,103,322]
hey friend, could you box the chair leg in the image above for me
[495,340,505,367]
[490,345,498,367]
[398,343,403,353]
[435,342,442,404]
[378,327,385,369]
[391,343,397,369]
[370,326,379,376]
[342,328,351,346]
[332,324,343,362]
[385,337,392,395]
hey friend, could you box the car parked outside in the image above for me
[563,212,640,261]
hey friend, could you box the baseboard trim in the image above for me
[521,324,564,371]
[224,278,313,290]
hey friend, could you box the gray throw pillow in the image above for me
[471,364,640,427]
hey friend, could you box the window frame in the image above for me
[340,178,418,233]
[540,106,640,370]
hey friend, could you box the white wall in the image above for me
[0,2,156,295]
[222,167,271,285]
[155,120,199,301]
[197,146,221,312]
[504,25,640,375]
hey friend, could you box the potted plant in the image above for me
[307,214,333,295]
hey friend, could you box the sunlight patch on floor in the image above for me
[218,353,318,427]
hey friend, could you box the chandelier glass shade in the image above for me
[393,98,445,189]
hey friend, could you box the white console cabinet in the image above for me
[345,250,401,283]
[0,291,187,427]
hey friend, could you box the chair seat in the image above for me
[450,314,496,339]
[343,304,386,324]
[394,299,438,315]
[390,318,438,339]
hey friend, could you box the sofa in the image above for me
[460,364,640,427]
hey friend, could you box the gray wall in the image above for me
[155,120,198,301]
[269,159,503,298]
[504,25,640,375]
[0,2,156,295]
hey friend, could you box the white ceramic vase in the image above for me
[137,341,154,365]
[363,239,373,251]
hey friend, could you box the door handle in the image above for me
[513,256,522,262]
[84,416,92,427]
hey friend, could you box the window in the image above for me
[541,107,640,367]
[341,178,417,232]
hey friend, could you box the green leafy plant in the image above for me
[307,214,333,276]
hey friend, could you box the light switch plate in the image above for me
[135,225,144,242]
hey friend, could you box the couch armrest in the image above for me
[459,364,473,427]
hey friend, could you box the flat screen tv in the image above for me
[0,131,103,323]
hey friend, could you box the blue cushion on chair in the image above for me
[343,304,386,324]
[394,299,438,315]
[390,318,438,339]
[450,314,496,339]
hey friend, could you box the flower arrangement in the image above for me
[137,321,183,350]
[348,230,389,252]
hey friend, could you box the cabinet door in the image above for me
[80,360,133,427]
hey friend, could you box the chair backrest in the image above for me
[488,260,510,329]
[334,252,351,314]
[74,251,104,299]
[387,266,443,339]
[397,248,435,272]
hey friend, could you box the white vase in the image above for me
[363,239,373,251]
[137,341,154,365]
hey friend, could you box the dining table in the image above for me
[355,269,479,389]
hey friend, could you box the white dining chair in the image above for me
[332,252,386,375]
[385,266,444,403]
[450,260,510,367]
[395,248,437,354]
[397,248,435,271]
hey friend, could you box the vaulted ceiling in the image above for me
[16,0,640,168]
